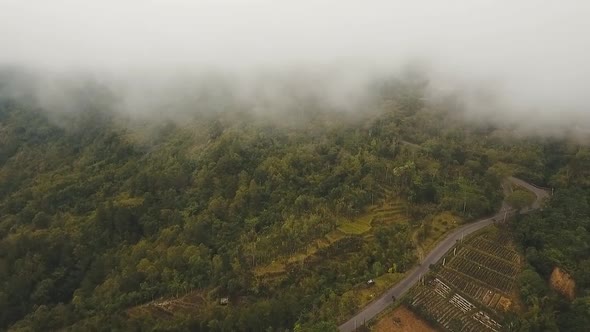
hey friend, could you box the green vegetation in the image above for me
[414,211,463,258]
[338,215,374,235]
[400,141,590,332]
[0,74,569,331]
[507,159,590,330]
[506,188,536,210]
[503,144,590,331]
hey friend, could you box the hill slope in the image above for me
[0,79,540,331]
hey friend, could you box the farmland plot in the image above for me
[408,281,500,332]
[447,256,514,293]
[405,227,522,332]
[461,249,519,276]
[467,237,520,265]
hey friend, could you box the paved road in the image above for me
[508,176,550,211]
[339,177,549,332]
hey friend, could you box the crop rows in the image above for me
[437,269,497,304]
[407,230,521,331]
[447,256,514,293]
[409,284,500,332]
[467,238,520,265]
[449,293,476,313]
[473,311,502,332]
[432,277,452,297]
[461,248,519,277]
[437,268,509,311]
[409,286,471,331]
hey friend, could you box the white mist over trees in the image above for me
[0,0,589,136]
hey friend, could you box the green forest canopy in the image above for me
[0,76,588,331]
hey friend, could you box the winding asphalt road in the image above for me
[339,177,549,332]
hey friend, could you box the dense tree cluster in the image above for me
[0,78,528,330]
[509,144,590,331]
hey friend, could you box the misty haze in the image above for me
[0,1,589,331]
[1,1,589,134]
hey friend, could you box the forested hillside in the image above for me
[509,144,590,331]
[0,76,567,331]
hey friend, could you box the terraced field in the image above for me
[254,188,409,278]
[128,182,414,323]
[405,227,522,332]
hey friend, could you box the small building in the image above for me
[367,279,375,286]
[219,297,229,305]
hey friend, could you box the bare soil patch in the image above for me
[373,306,437,332]
[550,267,575,300]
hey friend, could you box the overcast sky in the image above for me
[1,0,589,130]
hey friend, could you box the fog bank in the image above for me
[1,1,589,135]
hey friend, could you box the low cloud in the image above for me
[0,1,589,136]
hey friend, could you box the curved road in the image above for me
[339,177,549,332]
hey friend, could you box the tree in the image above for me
[518,269,548,305]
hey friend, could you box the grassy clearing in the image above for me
[507,185,536,209]
[338,214,373,235]
[352,272,407,306]
[508,182,536,201]
[423,211,462,252]
[413,211,462,260]
[325,229,346,243]
[253,260,286,277]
